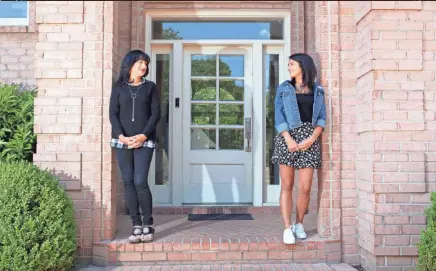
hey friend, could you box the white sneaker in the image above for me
[292,223,307,239]
[283,227,296,244]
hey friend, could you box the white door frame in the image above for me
[145,9,291,207]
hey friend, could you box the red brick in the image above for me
[385,236,411,246]
[217,252,242,261]
[242,251,268,260]
[142,252,167,261]
[167,252,192,261]
[191,252,217,261]
[396,1,422,10]
[387,257,413,266]
[116,252,142,262]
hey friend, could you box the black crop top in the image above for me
[296,93,314,122]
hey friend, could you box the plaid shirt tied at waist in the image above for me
[110,138,157,149]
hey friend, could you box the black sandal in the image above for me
[141,226,155,243]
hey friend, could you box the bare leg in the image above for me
[296,167,314,224]
[279,164,295,229]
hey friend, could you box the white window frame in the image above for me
[145,9,291,207]
[262,45,286,205]
[148,45,173,206]
[0,1,29,26]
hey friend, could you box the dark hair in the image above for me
[116,50,151,85]
[289,53,317,91]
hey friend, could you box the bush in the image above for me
[0,82,37,162]
[417,192,436,271]
[0,161,77,271]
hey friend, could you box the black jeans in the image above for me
[115,147,154,227]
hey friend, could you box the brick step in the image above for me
[93,237,340,266]
[92,214,340,266]
[80,263,358,271]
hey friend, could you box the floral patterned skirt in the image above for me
[271,122,322,169]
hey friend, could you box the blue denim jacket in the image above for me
[274,80,327,134]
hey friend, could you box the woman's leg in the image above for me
[133,147,155,226]
[115,148,142,226]
[279,164,295,229]
[296,167,314,224]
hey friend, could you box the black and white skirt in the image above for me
[271,122,322,169]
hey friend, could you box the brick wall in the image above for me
[0,33,36,86]
[0,2,37,86]
[312,1,341,246]
[33,1,117,263]
[355,1,436,270]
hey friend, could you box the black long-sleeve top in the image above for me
[109,80,161,141]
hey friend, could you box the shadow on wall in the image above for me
[45,168,111,266]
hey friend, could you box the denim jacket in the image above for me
[274,80,327,134]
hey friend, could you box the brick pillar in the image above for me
[355,1,434,270]
[33,1,116,262]
[314,1,342,262]
[339,1,359,265]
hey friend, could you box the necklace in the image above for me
[295,84,309,94]
[127,84,142,121]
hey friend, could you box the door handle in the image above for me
[244,117,252,152]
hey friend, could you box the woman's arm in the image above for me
[141,83,161,138]
[274,88,299,151]
[274,89,290,135]
[109,86,125,138]
[311,99,326,141]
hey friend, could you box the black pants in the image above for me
[115,147,154,227]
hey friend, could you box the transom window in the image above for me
[0,1,29,26]
[152,20,284,40]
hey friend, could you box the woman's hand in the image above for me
[119,135,131,145]
[129,134,147,148]
[281,131,300,152]
[286,138,300,152]
[298,137,315,151]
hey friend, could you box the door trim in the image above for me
[144,9,291,206]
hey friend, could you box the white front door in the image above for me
[182,45,253,204]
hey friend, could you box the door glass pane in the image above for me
[191,128,216,150]
[191,104,216,125]
[219,55,244,77]
[152,20,284,40]
[265,54,280,185]
[219,80,244,101]
[191,55,216,76]
[191,80,216,101]
[154,54,170,185]
[219,129,244,150]
[219,104,244,125]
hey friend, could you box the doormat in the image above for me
[187,213,254,221]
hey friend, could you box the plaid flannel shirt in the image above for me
[110,138,157,149]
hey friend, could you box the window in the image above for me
[152,20,283,40]
[0,1,29,26]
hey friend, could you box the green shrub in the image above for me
[0,161,77,271]
[417,192,436,271]
[0,83,36,162]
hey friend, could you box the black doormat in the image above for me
[187,213,254,221]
